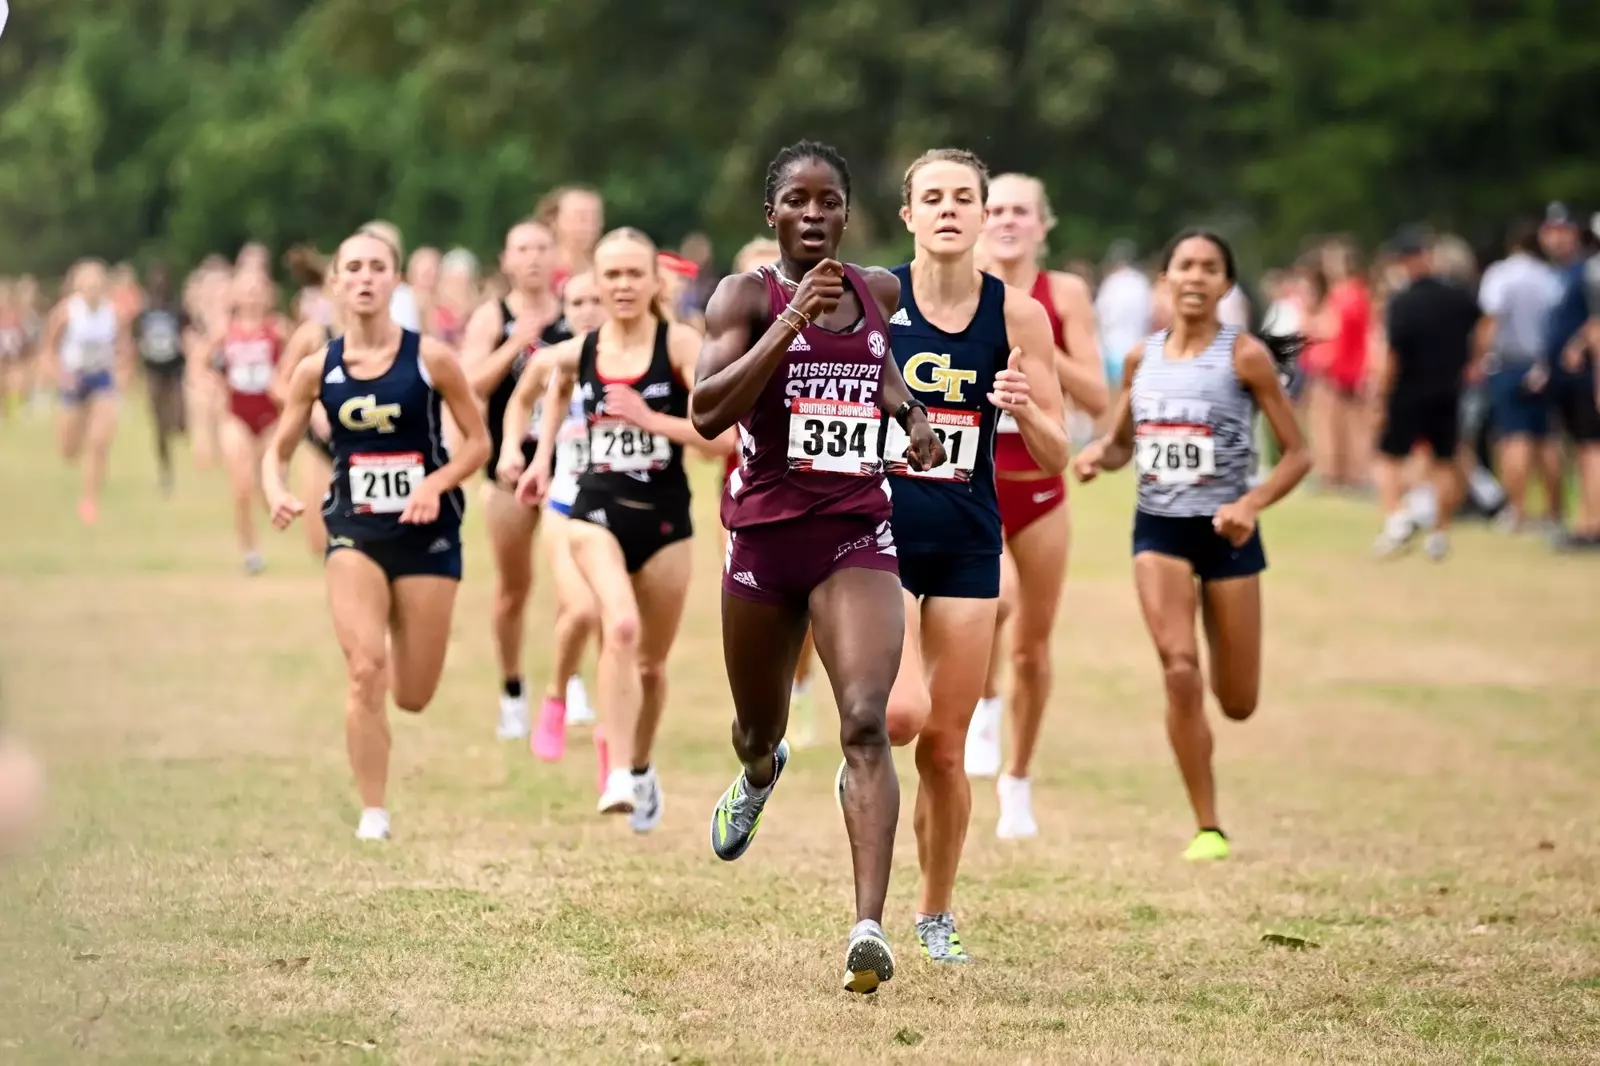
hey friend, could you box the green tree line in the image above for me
[2,0,1597,278]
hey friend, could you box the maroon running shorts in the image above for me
[722,513,899,608]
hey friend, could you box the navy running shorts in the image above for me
[897,550,1001,600]
[326,527,463,582]
[1133,509,1266,583]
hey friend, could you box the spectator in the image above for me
[1372,227,1485,560]
[1540,203,1600,549]
[1479,217,1564,531]
[1094,239,1150,388]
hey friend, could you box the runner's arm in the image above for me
[1234,334,1310,510]
[39,304,66,389]
[690,272,796,439]
[459,300,520,399]
[1050,272,1109,417]
[271,321,319,407]
[263,353,322,501]
[660,323,733,456]
[525,338,582,483]
[420,337,490,489]
[1003,287,1071,475]
[1093,346,1144,472]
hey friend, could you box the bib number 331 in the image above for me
[1136,423,1216,485]
[351,451,424,514]
[787,399,882,476]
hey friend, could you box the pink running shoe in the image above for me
[530,698,566,762]
[77,498,98,526]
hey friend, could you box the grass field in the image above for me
[2,406,1598,1065]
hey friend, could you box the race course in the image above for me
[3,408,1598,1065]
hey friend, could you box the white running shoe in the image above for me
[1423,530,1450,561]
[565,676,595,726]
[996,774,1038,840]
[243,551,266,576]
[497,694,530,740]
[355,808,390,841]
[1373,512,1417,559]
[629,766,663,833]
[597,768,636,815]
[964,697,1003,778]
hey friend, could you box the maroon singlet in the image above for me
[720,264,894,531]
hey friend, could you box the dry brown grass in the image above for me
[3,410,1599,1065]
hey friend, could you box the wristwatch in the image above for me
[893,398,927,430]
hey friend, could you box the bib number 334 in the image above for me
[351,451,424,514]
[787,398,882,476]
[1136,424,1216,485]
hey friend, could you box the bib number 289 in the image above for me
[787,399,881,476]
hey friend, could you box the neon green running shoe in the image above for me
[709,740,789,862]
[915,913,971,964]
[1184,828,1230,861]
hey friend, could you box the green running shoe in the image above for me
[1184,828,1230,861]
[709,739,789,862]
[915,912,971,964]
[843,919,896,994]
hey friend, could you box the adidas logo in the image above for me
[732,570,759,589]
[787,334,811,352]
[324,366,346,384]
[889,308,911,327]
[427,538,451,554]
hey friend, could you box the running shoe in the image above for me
[498,694,531,742]
[1184,828,1230,861]
[964,697,1003,778]
[355,808,390,841]
[244,551,266,576]
[709,739,789,861]
[915,912,971,964]
[597,768,635,815]
[842,919,895,994]
[1372,512,1417,559]
[565,676,595,726]
[530,697,565,759]
[629,766,663,833]
[1423,530,1450,562]
[77,498,98,525]
[996,774,1038,840]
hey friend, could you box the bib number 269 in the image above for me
[1136,425,1216,485]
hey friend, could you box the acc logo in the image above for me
[867,330,886,359]
[902,352,977,403]
[338,394,402,433]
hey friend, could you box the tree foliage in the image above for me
[1,0,1595,277]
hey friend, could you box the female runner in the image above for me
[271,263,348,558]
[968,172,1109,840]
[263,229,489,841]
[516,228,719,832]
[1073,229,1309,860]
[877,149,1069,963]
[498,271,608,764]
[693,141,943,994]
[41,260,129,525]
[213,269,287,573]
[460,219,569,740]
[536,186,605,295]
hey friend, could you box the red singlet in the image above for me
[220,322,283,436]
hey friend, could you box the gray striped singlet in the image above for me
[1130,326,1254,518]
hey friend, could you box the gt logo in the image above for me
[902,352,977,403]
[338,394,402,433]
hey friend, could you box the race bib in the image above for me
[590,418,669,473]
[227,360,274,394]
[71,340,114,372]
[1136,423,1216,485]
[350,451,423,514]
[555,419,590,478]
[787,398,882,476]
[884,407,980,482]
